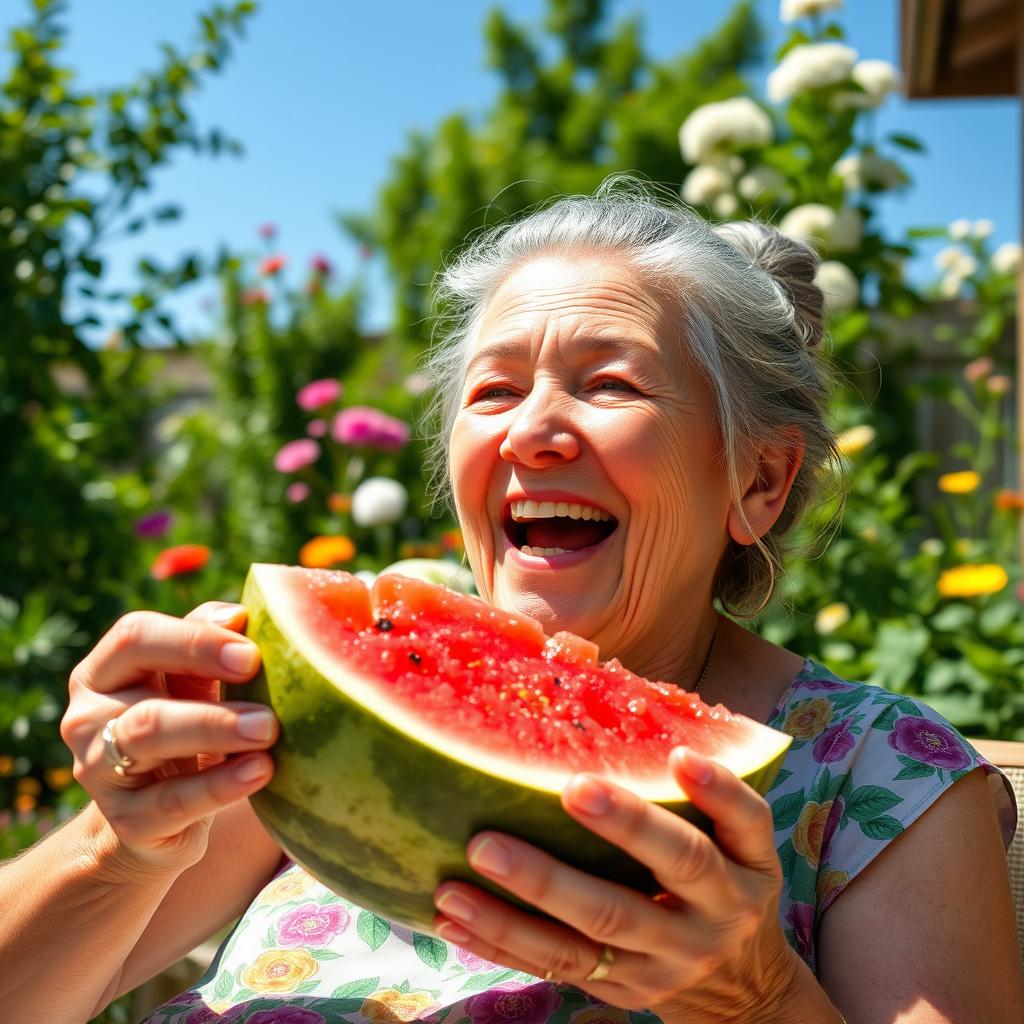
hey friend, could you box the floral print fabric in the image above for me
[141,658,1016,1022]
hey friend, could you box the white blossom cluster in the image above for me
[679,97,773,163]
[949,218,993,241]
[991,242,1021,275]
[780,0,843,22]
[814,260,859,314]
[934,247,978,298]
[767,42,857,103]
[778,203,863,253]
[834,150,907,192]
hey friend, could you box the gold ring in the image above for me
[543,968,556,983]
[101,717,135,777]
[584,944,615,982]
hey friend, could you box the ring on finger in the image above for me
[584,944,615,983]
[101,717,136,777]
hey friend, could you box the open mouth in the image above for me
[502,499,619,557]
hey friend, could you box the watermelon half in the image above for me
[239,563,792,931]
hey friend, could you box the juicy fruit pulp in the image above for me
[240,563,792,930]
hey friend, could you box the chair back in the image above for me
[971,738,1024,967]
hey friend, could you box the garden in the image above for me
[1,1,1020,1014]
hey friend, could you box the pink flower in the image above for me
[307,418,328,438]
[258,222,277,240]
[963,357,994,383]
[297,378,342,411]
[457,946,501,972]
[311,254,332,276]
[286,482,310,503]
[276,901,351,946]
[332,406,410,451]
[260,253,287,276]
[274,439,320,473]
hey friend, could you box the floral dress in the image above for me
[140,658,1017,1024]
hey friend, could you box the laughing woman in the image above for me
[2,179,1021,1024]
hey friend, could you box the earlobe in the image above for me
[727,430,805,545]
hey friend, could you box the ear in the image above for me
[727,427,805,545]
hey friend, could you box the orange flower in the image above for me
[299,535,355,568]
[241,948,318,993]
[151,544,211,580]
[15,777,41,797]
[398,541,443,559]
[328,492,352,513]
[44,767,74,790]
[362,988,436,1023]
[440,528,464,553]
[995,490,1024,512]
[783,698,833,740]
[259,253,287,275]
[14,794,36,813]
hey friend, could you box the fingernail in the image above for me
[235,756,268,783]
[567,775,611,816]
[468,837,511,877]
[436,890,476,923]
[238,710,275,742]
[210,604,244,623]
[678,749,713,785]
[220,642,258,674]
[436,920,473,945]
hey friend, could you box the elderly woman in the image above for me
[2,181,1020,1023]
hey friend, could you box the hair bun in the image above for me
[713,221,824,351]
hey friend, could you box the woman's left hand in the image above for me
[432,747,801,1024]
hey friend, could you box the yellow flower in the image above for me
[836,425,875,456]
[815,603,850,635]
[816,868,849,905]
[938,471,981,494]
[792,800,833,869]
[362,988,436,1023]
[783,698,833,740]
[299,534,356,568]
[571,1009,631,1024]
[259,871,316,905]
[938,564,1009,598]
[241,948,318,993]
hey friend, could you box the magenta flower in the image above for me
[307,418,328,438]
[457,946,501,972]
[785,902,815,960]
[332,406,410,451]
[812,718,855,764]
[297,378,342,411]
[184,1003,245,1023]
[274,439,320,473]
[800,678,855,692]
[311,254,332,276]
[258,222,277,240]
[887,715,971,770]
[247,1009,325,1024]
[286,482,310,503]
[134,509,173,539]
[466,984,561,1024]
[277,901,350,947]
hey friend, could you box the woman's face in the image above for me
[449,255,739,676]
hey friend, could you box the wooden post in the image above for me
[1018,1,1024,569]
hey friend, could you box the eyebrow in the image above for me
[465,335,659,376]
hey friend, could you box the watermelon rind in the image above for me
[239,563,791,932]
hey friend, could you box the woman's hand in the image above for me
[432,748,801,1024]
[60,603,279,879]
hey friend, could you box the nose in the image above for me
[498,385,581,467]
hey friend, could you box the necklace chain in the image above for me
[693,619,719,694]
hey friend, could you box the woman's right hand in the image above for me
[60,602,279,879]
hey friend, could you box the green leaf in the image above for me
[771,788,806,830]
[310,948,343,960]
[413,932,448,970]
[846,785,902,823]
[809,766,832,804]
[356,910,391,951]
[888,132,925,152]
[860,815,905,840]
[332,976,381,1000]
[294,979,321,994]
[459,968,522,993]
[213,969,233,999]
[870,702,900,732]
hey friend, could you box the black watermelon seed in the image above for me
[553,677,562,687]
[571,720,586,731]
[375,618,394,632]
[408,652,422,665]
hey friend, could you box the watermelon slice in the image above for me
[239,563,792,930]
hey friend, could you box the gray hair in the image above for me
[422,175,845,619]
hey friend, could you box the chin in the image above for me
[491,579,606,641]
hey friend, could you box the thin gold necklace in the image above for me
[693,618,719,694]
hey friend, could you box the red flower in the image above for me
[151,544,211,580]
[259,254,287,276]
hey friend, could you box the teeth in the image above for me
[510,499,610,522]
[521,545,569,556]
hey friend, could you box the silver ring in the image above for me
[101,717,135,776]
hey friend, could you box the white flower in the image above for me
[779,203,862,253]
[934,247,976,280]
[738,165,789,202]
[850,59,901,107]
[351,477,408,527]
[815,602,851,635]
[971,219,994,239]
[712,193,739,218]
[991,242,1022,275]
[767,42,857,103]
[679,97,773,164]
[948,218,971,240]
[834,151,906,192]
[918,538,944,557]
[814,260,859,314]
[780,0,843,22]
[682,164,733,206]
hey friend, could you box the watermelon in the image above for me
[239,563,792,931]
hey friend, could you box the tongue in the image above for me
[525,519,608,551]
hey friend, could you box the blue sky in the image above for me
[11,0,1020,339]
